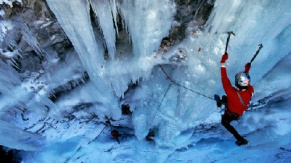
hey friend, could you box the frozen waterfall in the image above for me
[0,0,291,162]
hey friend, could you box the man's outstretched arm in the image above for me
[220,53,232,91]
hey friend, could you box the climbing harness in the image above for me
[235,89,248,107]
[225,109,241,119]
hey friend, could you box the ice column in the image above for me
[90,0,117,60]
[46,0,121,119]
[117,0,176,58]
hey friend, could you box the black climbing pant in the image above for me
[221,111,243,141]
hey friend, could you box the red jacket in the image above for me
[221,67,254,115]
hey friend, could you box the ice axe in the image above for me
[225,31,235,54]
[250,44,263,63]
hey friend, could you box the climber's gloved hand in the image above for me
[220,52,228,63]
[244,62,251,73]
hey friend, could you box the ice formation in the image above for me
[0,0,291,162]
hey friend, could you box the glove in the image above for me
[244,62,251,73]
[220,53,228,63]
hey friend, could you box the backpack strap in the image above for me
[235,89,248,107]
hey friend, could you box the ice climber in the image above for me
[219,52,254,146]
[111,129,120,144]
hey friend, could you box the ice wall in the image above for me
[46,0,121,119]
[0,54,54,118]
[204,0,291,107]
[44,0,291,145]
[123,0,291,144]
[46,0,176,119]
[1,0,290,151]
[187,0,291,121]
[117,0,176,58]
[253,52,291,102]
[0,120,44,151]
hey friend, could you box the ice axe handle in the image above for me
[250,44,263,63]
[225,31,235,54]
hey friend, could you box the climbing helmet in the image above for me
[235,72,250,89]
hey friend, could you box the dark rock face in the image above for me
[1,0,69,56]
[1,0,215,62]
[1,0,73,74]
[169,0,215,42]
[1,0,215,55]
[175,0,215,24]
[0,145,21,163]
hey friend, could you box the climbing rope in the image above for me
[159,65,215,101]
[159,65,173,82]
[152,82,172,122]
[88,125,108,144]
[150,65,217,124]
[172,81,214,100]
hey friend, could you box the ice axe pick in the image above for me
[250,44,263,63]
[225,31,235,54]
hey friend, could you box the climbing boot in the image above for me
[214,94,222,107]
[235,138,248,146]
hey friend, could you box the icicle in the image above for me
[194,1,206,19]
[21,24,43,56]
[110,0,119,36]
[46,0,104,65]
[46,0,121,120]
[90,0,116,60]
[0,58,21,95]
[117,0,176,58]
